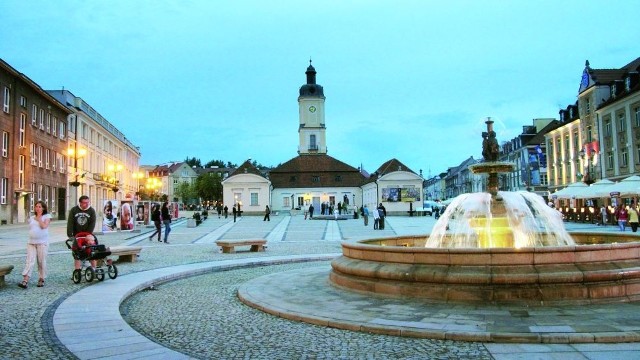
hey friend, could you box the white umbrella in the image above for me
[598,175,640,197]
[551,181,589,200]
[573,179,615,199]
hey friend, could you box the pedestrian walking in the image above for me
[599,205,607,226]
[363,205,369,226]
[233,204,237,222]
[224,205,228,219]
[148,204,162,242]
[629,203,639,232]
[309,204,314,219]
[615,204,628,231]
[67,195,97,270]
[377,203,386,230]
[161,201,172,243]
[264,205,271,221]
[372,205,380,229]
[18,201,51,289]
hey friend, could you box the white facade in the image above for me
[222,173,271,215]
[363,171,423,215]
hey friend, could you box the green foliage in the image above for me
[185,157,202,168]
[195,173,222,202]
[174,181,197,204]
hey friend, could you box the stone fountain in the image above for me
[330,119,640,305]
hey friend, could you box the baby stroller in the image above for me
[65,232,118,284]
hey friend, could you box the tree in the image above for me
[174,181,197,204]
[195,173,223,203]
[185,157,201,168]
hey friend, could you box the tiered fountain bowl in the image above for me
[330,120,640,305]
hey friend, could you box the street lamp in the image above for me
[108,164,123,195]
[579,149,597,185]
[132,171,144,200]
[146,177,161,200]
[67,147,87,187]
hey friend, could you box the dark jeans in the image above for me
[379,217,385,230]
[163,220,171,241]
[631,222,639,232]
[149,221,161,240]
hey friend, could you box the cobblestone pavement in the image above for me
[122,263,492,360]
[1,214,640,359]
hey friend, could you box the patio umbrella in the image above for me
[551,181,589,200]
[573,179,615,199]
[597,175,640,197]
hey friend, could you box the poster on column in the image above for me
[169,202,179,219]
[102,200,119,233]
[135,202,149,226]
[120,200,135,231]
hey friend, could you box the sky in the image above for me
[1,1,638,178]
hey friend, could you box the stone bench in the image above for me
[215,239,266,254]
[0,265,14,287]
[109,246,142,263]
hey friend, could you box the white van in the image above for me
[422,201,441,216]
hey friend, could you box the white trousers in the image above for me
[22,243,48,280]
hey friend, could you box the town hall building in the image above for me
[222,63,422,215]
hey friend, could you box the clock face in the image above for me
[308,106,316,113]
[580,70,589,88]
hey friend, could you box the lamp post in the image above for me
[146,177,161,201]
[67,146,86,206]
[579,149,596,185]
[108,164,123,197]
[132,171,144,201]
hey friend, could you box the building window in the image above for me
[59,121,66,139]
[626,77,632,91]
[586,125,592,142]
[20,95,27,108]
[30,143,36,165]
[289,176,296,182]
[635,107,640,127]
[2,87,9,113]
[39,109,45,130]
[250,192,258,206]
[30,183,35,212]
[0,178,7,204]
[19,114,26,147]
[52,151,57,172]
[585,98,590,114]
[309,134,317,150]
[605,119,611,136]
[52,116,57,135]
[618,112,626,132]
[46,113,51,133]
[31,104,37,126]
[18,155,25,189]
[82,123,88,140]
[621,148,628,167]
[282,196,290,208]
[335,175,342,182]
[607,151,613,170]
[1,131,8,157]
[45,149,50,170]
[312,176,320,182]
[50,187,56,214]
[38,146,43,167]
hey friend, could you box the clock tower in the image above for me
[298,61,327,155]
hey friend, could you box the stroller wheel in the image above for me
[96,268,105,281]
[85,267,95,282]
[108,264,118,280]
[72,269,82,284]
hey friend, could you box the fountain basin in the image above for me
[330,233,640,305]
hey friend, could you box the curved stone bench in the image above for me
[0,264,14,287]
[53,254,337,359]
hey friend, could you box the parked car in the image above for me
[422,201,442,216]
